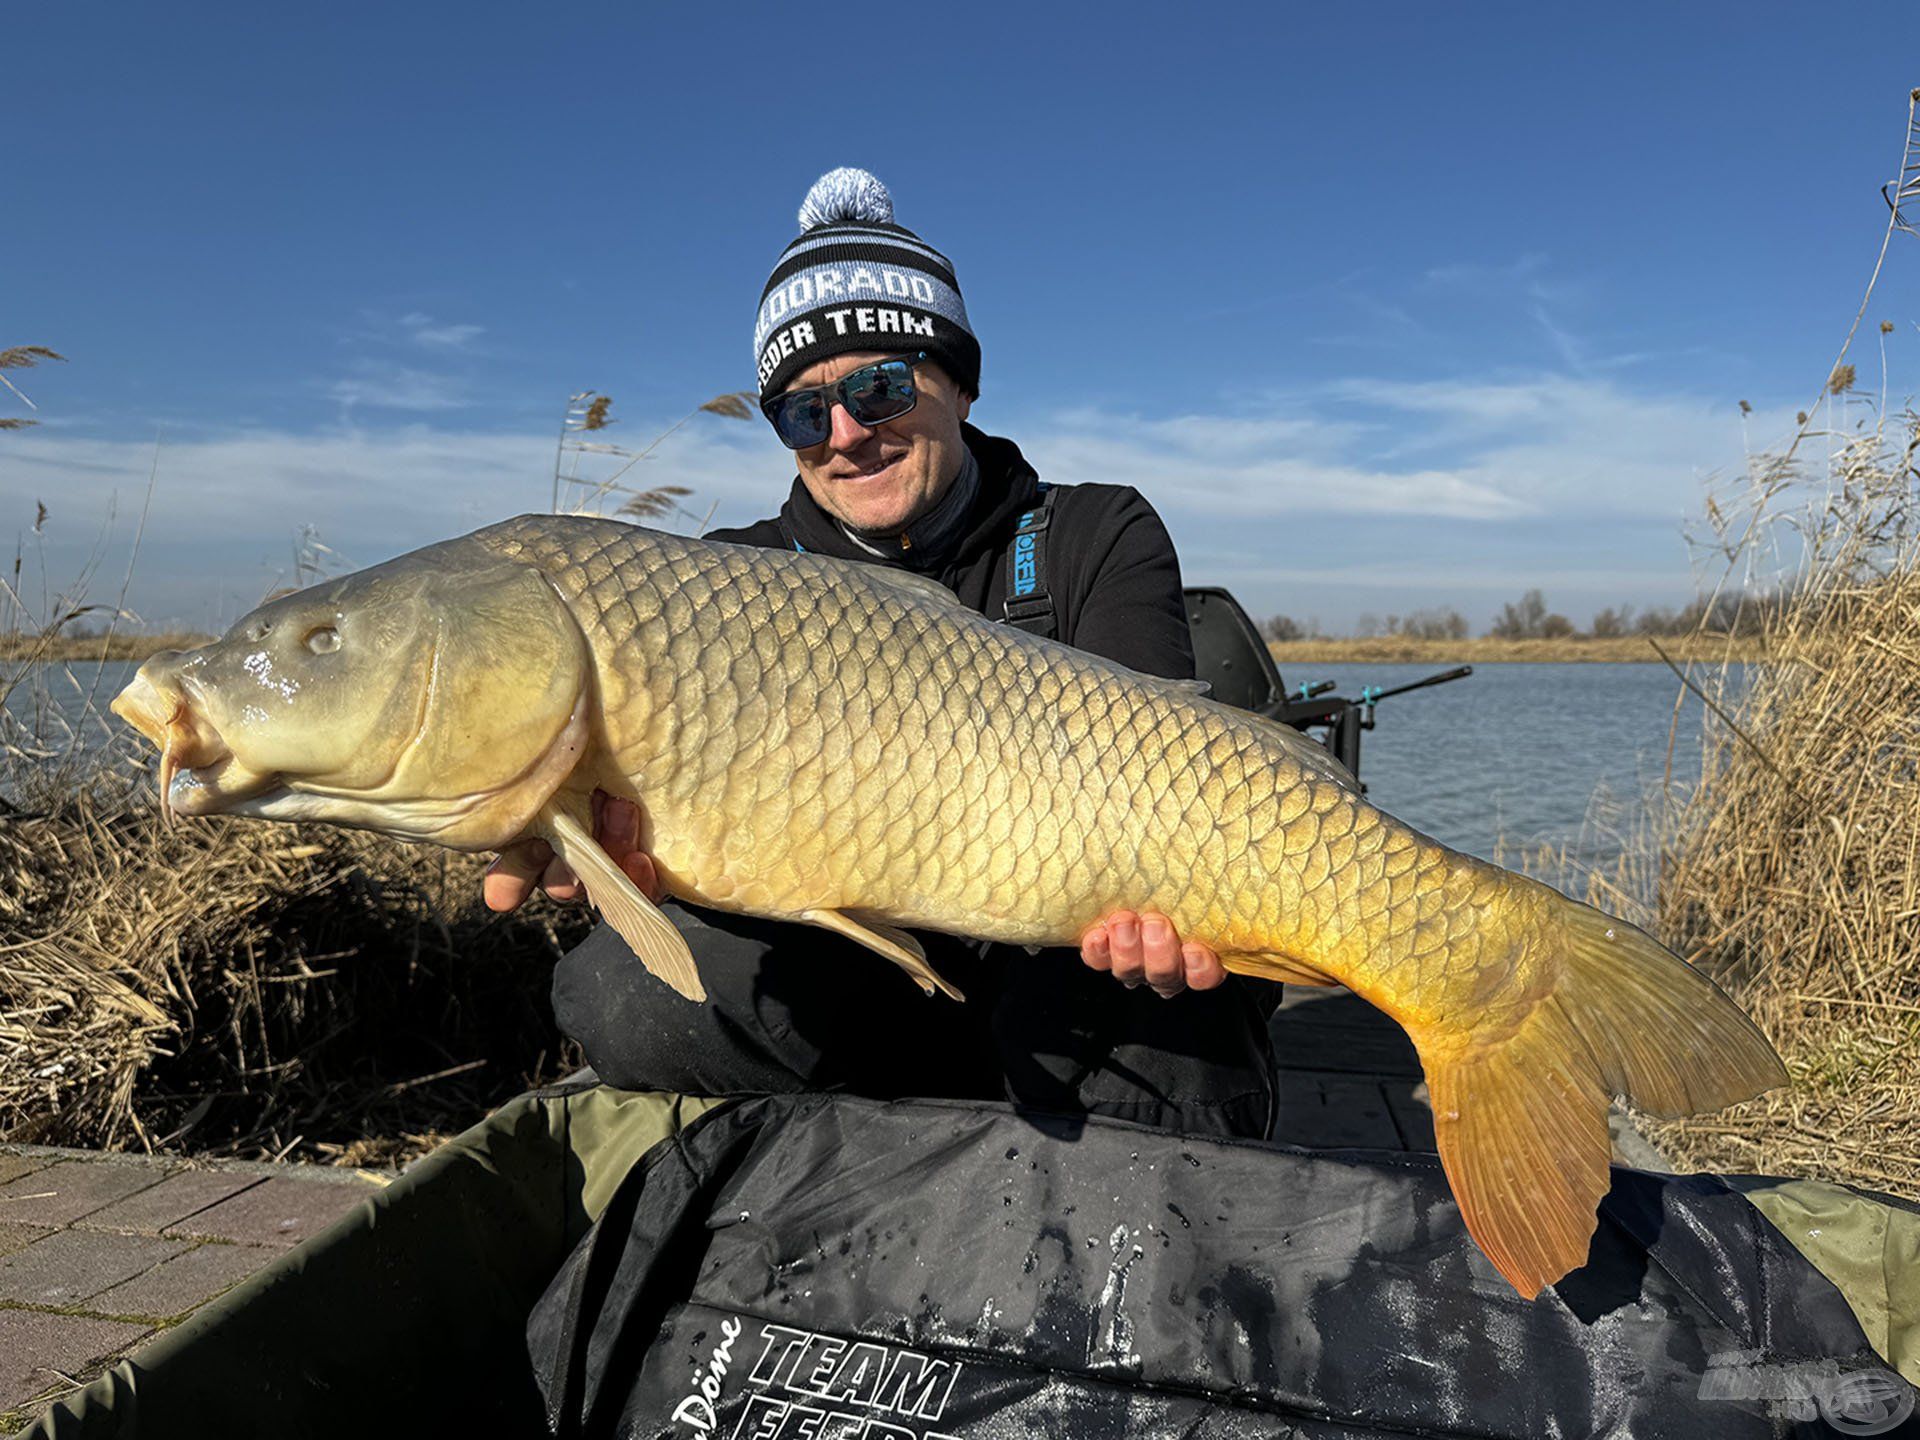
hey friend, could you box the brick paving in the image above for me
[75,1170,262,1236]
[0,1158,50,1190]
[0,1312,150,1417]
[0,1162,164,1229]
[90,1241,273,1320]
[0,1230,189,1308]
[0,1145,388,1428]
[164,1173,372,1248]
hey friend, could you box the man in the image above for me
[488,169,1277,1137]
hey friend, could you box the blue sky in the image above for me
[6,3,1918,633]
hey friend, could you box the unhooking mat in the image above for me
[528,1093,1919,1439]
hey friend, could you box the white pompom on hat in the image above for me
[753,168,979,401]
[797,167,895,230]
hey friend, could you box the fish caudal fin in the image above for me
[1417,892,1787,1299]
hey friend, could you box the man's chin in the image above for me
[832,477,921,531]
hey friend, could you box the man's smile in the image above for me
[827,452,908,483]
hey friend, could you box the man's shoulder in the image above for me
[1045,480,1161,523]
[702,516,789,550]
[1040,481,1175,559]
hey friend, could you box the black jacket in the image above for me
[706,424,1197,685]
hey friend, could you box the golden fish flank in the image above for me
[111,514,1787,1299]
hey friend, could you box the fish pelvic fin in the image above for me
[539,805,706,1003]
[1219,952,1341,987]
[1417,892,1787,1300]
[802,910,965,1001]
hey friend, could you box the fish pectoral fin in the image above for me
[1218,951,1341,987]
[801,909,965,1002]
[539,806,706,1003]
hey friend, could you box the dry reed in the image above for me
[2,761,593,1165]
[1588,421,1920,1197]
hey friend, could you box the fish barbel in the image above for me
[112,515,1785,1297]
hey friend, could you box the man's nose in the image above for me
[827,402,875,450]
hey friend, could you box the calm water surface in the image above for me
[11,660,1720,870]
[1285,661,1722,866]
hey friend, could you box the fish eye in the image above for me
[304,626,342,655]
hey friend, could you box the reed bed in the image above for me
[1584,422,1920,1197]
[1,717,591,1167]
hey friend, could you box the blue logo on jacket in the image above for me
[1012,534,1037,597]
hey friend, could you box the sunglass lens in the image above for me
[843,361,916,425]
[771,389,830,449]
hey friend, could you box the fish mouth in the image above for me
[164,750,281,819]
[111,670,279,823]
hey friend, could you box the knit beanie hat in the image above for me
[753,168,980,402]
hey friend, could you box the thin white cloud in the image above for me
[328,361,472,413]
[399,312,486,351]
[1032,415,1533,521]
[1029,373,1782,528]
[4,417,775,628]
[5,368,1795,633]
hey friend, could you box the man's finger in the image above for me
[483,841,553,913]
[1183,942,1227,991]
[1080,923,1113,972]
[618,849,665,903]
[601,795,641,852]
[541,852,585,903]
[1107,911,1144,987]
[1140,913,1185,998]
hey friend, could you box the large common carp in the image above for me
[112,515,1785,1298]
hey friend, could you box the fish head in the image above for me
[112,546,593,849]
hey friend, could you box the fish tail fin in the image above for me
[1414,892,1786,1298]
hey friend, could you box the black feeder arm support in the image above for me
[1181,587,1473,791]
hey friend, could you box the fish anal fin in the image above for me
[540,804,706,1003]
[803,909,965,1001]
[1219,951,1341,987]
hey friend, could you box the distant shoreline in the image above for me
[1268,635,1766,665]
[3,633,211,663]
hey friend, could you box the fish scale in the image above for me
[112,513,1787,1298]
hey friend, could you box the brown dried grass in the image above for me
[1,684,591,1165]
[1590,423,1920,1196]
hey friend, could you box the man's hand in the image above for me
[1080,911,1226,999]
[482,790,664,912]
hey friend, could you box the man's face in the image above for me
[785,351,973,536]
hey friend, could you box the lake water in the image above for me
[2,660,142,797]
[8,660,1719,875]
[1283,661,1718,869]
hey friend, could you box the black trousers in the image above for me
[550,903,1279,1139]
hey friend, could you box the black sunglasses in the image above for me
[761,352,927,450]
